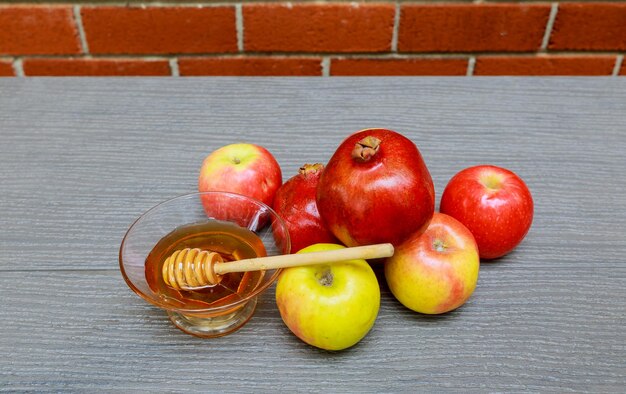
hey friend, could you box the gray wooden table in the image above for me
[1,78,625,392]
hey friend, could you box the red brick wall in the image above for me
[1,2,625,77]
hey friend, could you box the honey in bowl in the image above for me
[144,220,267,314]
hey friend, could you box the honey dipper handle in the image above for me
[213,243,394,275]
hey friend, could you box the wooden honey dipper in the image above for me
[162,243,394,291]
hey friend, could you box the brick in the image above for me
[475,56,616,76]
[179,57,321,76]
[549,3,626,51]
[81,6,237,55]
[331,58,467,76]
[621,60,626,76]
[0,6,80,55]
[244,3,395,53]
[399,4,551,52]
[0,60,15,76]
[22,58,171,76]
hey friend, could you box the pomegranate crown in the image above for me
[351,136,381,162]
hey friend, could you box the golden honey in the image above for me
[145,220,267,310]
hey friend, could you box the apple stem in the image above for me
[479,173,504,191]
[316,268,334,287]
[433,239,447,252]
[352,136,381,162]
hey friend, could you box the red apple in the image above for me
[198,143,282,227]
[440,165,534,259]
[317,128,435,247]
[384,212,480,314]
[272,163,339,253]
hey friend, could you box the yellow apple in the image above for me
[384,212,479,314]
[275,243,380,351]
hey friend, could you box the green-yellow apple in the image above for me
[384,212,479,314]
[275,243,380,351]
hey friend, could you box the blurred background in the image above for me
[0,0,624,77]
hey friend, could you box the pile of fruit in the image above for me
[198,128,534,350]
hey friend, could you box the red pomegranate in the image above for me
[316,129,435,246]
[273,163,338,253]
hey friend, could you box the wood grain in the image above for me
[0,78,625,391]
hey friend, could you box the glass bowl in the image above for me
[119,191,290,338]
